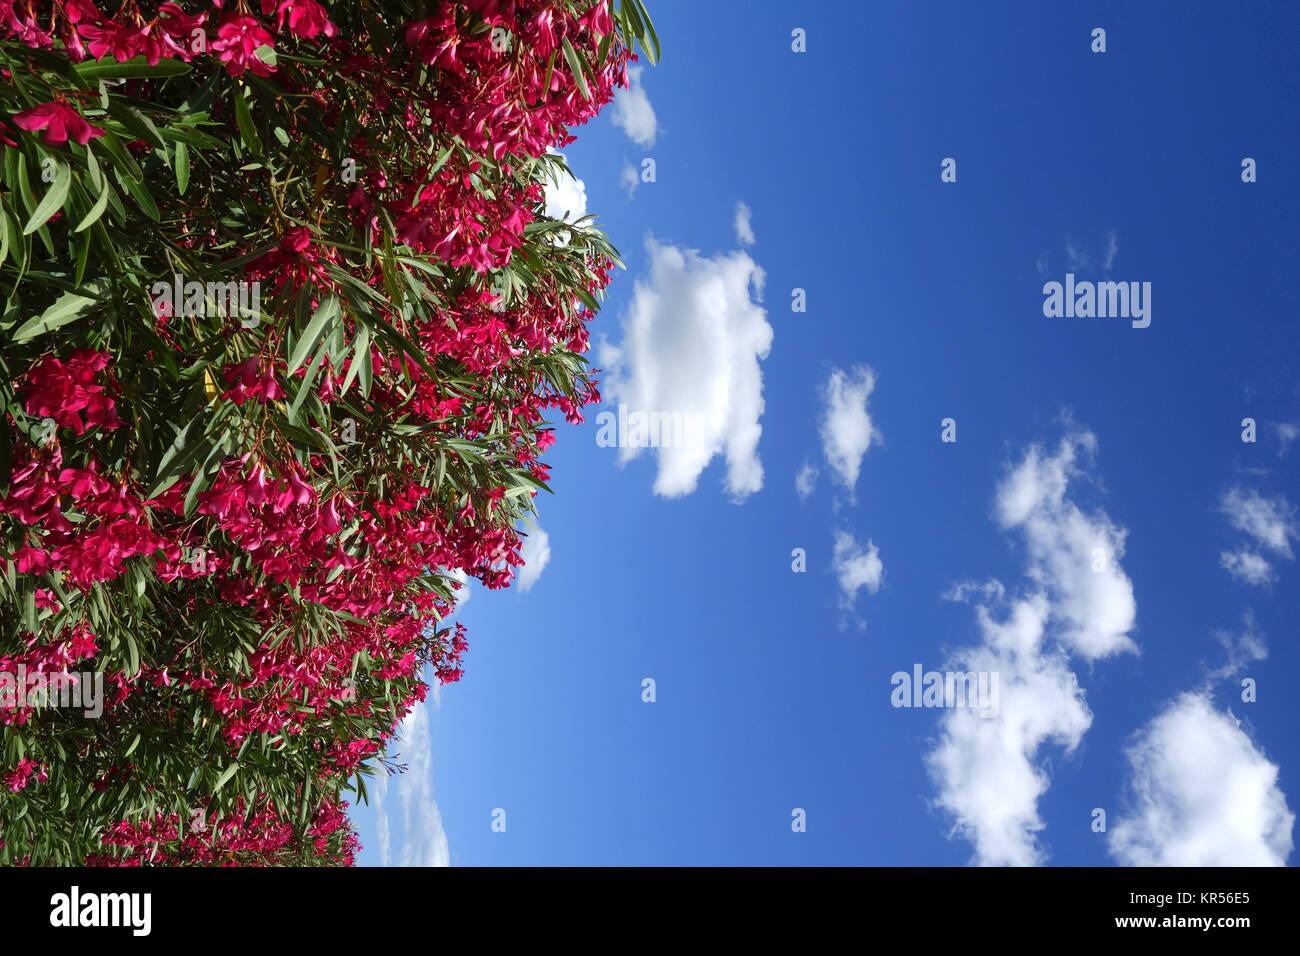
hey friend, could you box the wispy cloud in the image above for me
[611,64,657,146]
[1101,230,1119,271]
[393,698,451,867]
[1274,421,1299,458]
[1219,487,1297,557]
[1220,549,1276,587]
[620,163,640,198]
[795,461,818,501]
[734,201,755,246]
[517,526,551,593]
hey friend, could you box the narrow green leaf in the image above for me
[175,140,190,195]
[287,295,340,375]
[561,37,591,101]
[76,56,191,80]
[340,324,369,395]
[233,87,262,156]
[213,762,240,794]
[23,162,71,235]
[74,177,110,232]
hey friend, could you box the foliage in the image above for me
[0,0,657,865]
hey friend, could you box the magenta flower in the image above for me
[12,100,104,146]
[212,16,276,77]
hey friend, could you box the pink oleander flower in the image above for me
[11,100,104,146]
[212,15,276,76]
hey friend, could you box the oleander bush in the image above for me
[0,0,656,865]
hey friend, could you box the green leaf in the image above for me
[213,762,240,794]
[115,165,160,221]
[631,0,661,65]
[75,56,192,80]
[10,283,104,343]
[106,100,167,153]
[232,86,262,156]
[23,162,71,235]
[287,295,340,375]
[175,140,190,195]
[74,176,110,232]
[561,37,591,101]
[340,324,370,395]
[287,345,328,423]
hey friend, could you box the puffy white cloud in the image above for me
[517,526,551,593]
[598,236,772,500]
[610,64,657,146]
[795,461,818,501]
[927,429,1138,865]
[926,594,1093,866]
[734,201,755,246]
[1220,487,1297,557]
[994,432,1137,661]
[819,365,882,497]
[391,698,451,867]
[832,530,883,610]
[1219,549,1276,587]
[1109,693,1293,866]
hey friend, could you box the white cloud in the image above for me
[373,772,392,867]
[620,162,640,198]
[832,529,883,610]
[1207,613,1268,681]
[1102,230,1118,271]
[994,431,1137,661]
[1219,549,1276,587]
[819,365,882,498]
[734,201,755,246]
[795,461,818,501]
[1065,234,1089,271]
[393,698,451,867]
[1275,421,1299,457]
[611,64,657,146]
[517,526,551,593]
[927,594,1093,866]
[1109,692,1293,866]
[598,236,772,500]
[927,429,1138,865]
[446,567,471,610]
[1220,487,1298,557]
[543,154,587,223]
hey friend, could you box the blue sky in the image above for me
[353,0,1300,866]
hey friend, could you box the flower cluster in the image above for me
[1,0,653,865]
